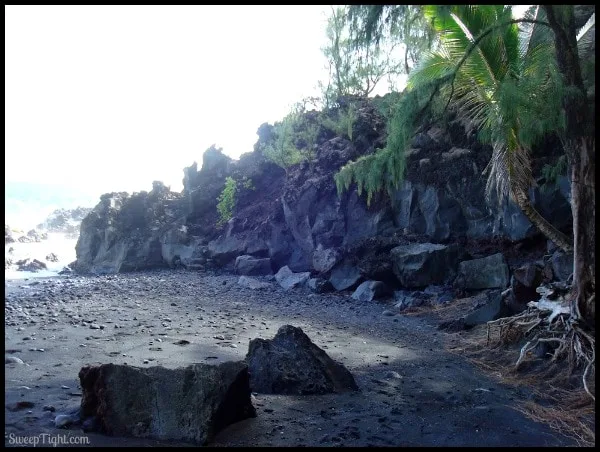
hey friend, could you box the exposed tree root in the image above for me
[487,283,595,402]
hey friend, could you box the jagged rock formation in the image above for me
[74,95,572,295]
[78,362,255,445]
[37,207,93,237]
[74,182,190,274]
[246,325,359,395]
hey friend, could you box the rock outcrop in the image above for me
[15,258,47,272]
[37,207,93,237]
[78,362,256,445]
[246,325,359,395]
[73,94,571,297]
[456,253,510,290]
[74,182,189,274]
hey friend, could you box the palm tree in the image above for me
[407,5,575,250]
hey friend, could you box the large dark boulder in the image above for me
[78,362,255,445]
[312,247,341,274]
[351,280,392,301]
[234,255,272,276]
[550,250,573,282]
[456,253,510,290]
[274,265,310,290]
[207,236,246,267]
[463,290,511,328]
[391,243,460,288]
[507,263,543,313]
[329,259,363,291]
[246,325,359,395]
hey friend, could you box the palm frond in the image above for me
[576,12,595,60]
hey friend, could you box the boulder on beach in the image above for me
[246,325,359,395]
[78,362,256,445]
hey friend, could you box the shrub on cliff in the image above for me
[216,177,237,227]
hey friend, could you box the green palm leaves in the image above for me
[336,5,568,209]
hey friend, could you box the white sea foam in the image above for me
[5,233,78,280]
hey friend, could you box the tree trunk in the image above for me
[568,136,595,328]
[511,186,573,253]
[543,5,595,327]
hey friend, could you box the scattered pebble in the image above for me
[54,414,75,428]
[5,356,24,365]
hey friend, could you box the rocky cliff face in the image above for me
[74,182,190,274]
[75,95,572,286]
[37,207,93,236]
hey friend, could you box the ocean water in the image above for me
[5,233,78,280]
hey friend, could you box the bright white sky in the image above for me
[5,5,532,198]
[5,5,332,194]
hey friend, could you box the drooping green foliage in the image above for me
[335,83,439,204]
[216,176,237,227]
[540,155,568,193]
[336,5,570,208]
[416,5,565,205]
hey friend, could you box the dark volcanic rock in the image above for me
[73,95,572,281]
[463,290,511,328]
[246,325,359,395]
[45,253,59,263]
[507,263,543,313]
[351,280,392,302]
[456,253,510,290]
[307,278,334,293]
[391,243,460,288]
[78,362,255,445]
[234,255,272,276]
[274,265,310,290]
[312,248,341,274]
[550,250,573,282]
[15,258,47,272]
[208,236,247,267]
[394,290,431,311]
[329,260,363,291]
[75,183,187,274]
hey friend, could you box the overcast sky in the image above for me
[5,5,331,194]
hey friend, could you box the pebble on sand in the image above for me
[5,356,25,364]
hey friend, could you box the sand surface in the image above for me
[4,270,572,447]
